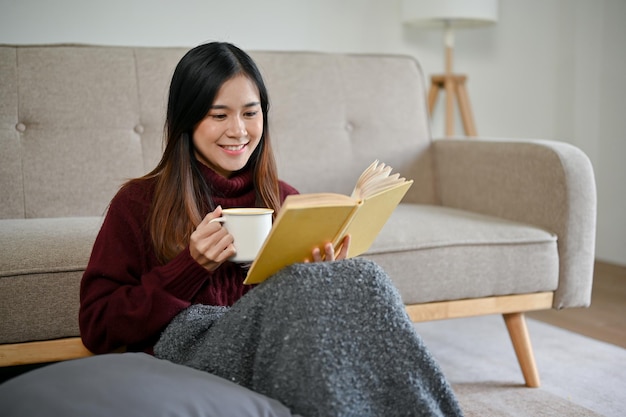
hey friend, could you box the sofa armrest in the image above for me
[432,137,597,309]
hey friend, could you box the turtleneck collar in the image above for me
[197,162,257,208]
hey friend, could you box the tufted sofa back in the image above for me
[0,45,436,219]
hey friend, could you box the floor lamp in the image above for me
[402,0,498,137]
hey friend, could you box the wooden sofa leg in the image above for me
[503,312,541,388]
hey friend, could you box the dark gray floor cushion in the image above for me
[0,352,300,417]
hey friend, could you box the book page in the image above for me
[279,192,356,207]
[351,160,409,200]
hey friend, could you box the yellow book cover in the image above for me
[243,161,413,284]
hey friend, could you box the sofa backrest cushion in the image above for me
[0,45,435,219]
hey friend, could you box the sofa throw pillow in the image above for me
[0,352,300,417]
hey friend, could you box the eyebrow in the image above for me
[211,101,261,110]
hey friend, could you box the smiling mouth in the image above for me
[220,144,247,151]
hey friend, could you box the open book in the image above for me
[243,160,413,284]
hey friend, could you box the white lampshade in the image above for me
[402,0,498,28]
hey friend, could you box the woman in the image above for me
[80,42,463,417]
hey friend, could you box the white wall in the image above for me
[1,0,624,265]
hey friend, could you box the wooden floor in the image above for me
[528,260,626,349]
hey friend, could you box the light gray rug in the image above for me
[413,315,626,417]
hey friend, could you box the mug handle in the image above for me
[209,217,226,224]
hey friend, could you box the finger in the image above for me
[324,242,335,261]
[204,231,235,259]
[195,207,227,239]
[210,242,237,263]
[196,234,236,270]
[190,222,232,262]
[191,220,225,248]
[199,205,223,228]
[311,247,323,262]
[212,205,223,218]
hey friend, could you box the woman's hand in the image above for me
[306,234,351,263]
[189,206,236,271]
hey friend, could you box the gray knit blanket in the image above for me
[155,258,463,417]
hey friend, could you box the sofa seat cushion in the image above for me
[0,217,102,344]
[366,204,559,304]
[0,208,559,344]
[0,217,102,277]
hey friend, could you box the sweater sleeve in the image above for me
[79,186,211,354]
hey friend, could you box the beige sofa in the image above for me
[0,45,596,387]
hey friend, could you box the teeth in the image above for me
[222,144,245,151]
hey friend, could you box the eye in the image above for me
[211,114,227,120]
[244,111,259,118]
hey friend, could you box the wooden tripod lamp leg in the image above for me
[427,74,477,137]
[444,76,456,136]
[427,80,440,115]
[455,77,477,136]
[503,312,541,388]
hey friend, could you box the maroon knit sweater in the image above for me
[79,164,298,354]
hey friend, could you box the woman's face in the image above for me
[192,75,263,178]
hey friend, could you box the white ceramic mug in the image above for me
[209,208,274,263]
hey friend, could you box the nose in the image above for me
[227,115,247,138]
